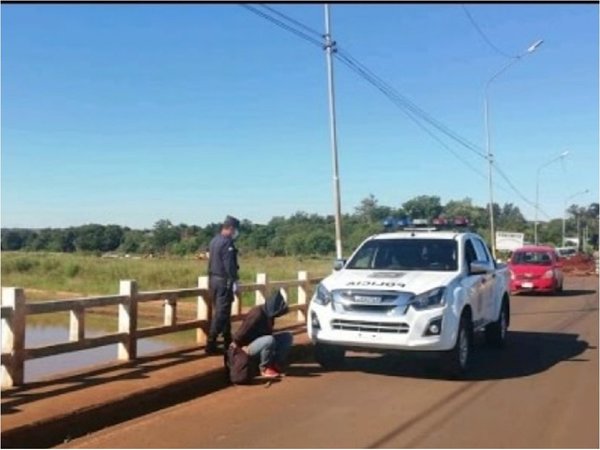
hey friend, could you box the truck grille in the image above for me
[331,319,410,334]
[343,304,400,314]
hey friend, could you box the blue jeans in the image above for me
[247,332,293,370]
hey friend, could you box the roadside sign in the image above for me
[496,231,524,251]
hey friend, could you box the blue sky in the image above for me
[2,4,598,228]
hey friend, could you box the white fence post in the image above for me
[118,280,138,361]
[197,276,210,345]
[256,273,268,305]
[164,296,177,327]
[69,306,85,342]
[1,287,25,388]
[297,271,308,322]
[232,284,241,317]
[280,287,289,303]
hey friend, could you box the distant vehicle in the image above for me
[307,225,510,378]
[556,247,578,259]
[508,246,564,294]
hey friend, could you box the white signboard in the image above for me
[496,231,524,251]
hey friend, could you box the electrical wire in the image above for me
[239,4,544,217]
[336,48,488,160]
[240,4,323,48]
[258,4,323,38]
[493,162,552,219]
[334,53,486,174]
[241,4,488,161]
[461,5,518,60]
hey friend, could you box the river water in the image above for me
[23,318,190,383]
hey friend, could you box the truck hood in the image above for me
[322,269,459,295]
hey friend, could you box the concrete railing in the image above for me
[1,271,323,388]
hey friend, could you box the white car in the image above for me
[307,229,510,377]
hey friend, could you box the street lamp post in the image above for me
[484,39,543,259]
[534,150,569,245]
[563,189,589,247]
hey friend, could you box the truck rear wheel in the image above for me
[441,314,472,379]
[314,343,346,369]
[485,300,508,348]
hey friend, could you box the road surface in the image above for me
[64,276,598,448]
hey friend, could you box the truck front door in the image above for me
[472,237,497,323]
[460,238,486,325]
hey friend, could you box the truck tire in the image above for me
[485,300,508,348]
[314,343,345,369]
[441,314,472,379]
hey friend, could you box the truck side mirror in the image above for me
[333,259,346,271]
[469,261,490,275]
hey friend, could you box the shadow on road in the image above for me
[515,289,596,298]
[1,324,308,416]
[325,330,593,382]
[513,306,599,317]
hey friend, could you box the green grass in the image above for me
[1,252,331,298]
[3,252,327,349]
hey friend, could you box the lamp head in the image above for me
[527,39,544,53]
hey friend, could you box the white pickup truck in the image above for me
[307,229,510,378]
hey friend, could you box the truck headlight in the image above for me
[313,284,333,306]
[410,287,446,310]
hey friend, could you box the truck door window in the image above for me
[465,239,477,268]
[473,239,491,263]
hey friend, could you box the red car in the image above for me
[509,246,564,294]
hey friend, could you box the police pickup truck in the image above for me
[307,228,510,377]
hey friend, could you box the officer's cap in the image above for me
[223,215,240,229]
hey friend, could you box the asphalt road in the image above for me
[64,276,599,448]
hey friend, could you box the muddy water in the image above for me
[23,316,195,383]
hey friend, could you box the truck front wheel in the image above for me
[441,314,472,379]
[314,343,346,369]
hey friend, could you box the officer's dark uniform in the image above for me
[207,217,239,351]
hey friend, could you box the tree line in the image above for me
[2,195,598,256]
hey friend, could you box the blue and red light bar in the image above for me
[382,216,471,231]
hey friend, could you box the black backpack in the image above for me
[225,346,252,385]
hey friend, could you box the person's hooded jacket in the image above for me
[233,291,288,347]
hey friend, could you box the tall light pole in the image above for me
[563,189,588,247]
[323,4,343,260]
[534,150,569,245]
[484,39,543,258]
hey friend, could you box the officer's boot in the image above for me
[223,334,232,351]
[205,337,219,355]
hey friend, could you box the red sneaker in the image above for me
[272,363,286,375]
[260,366,281,378]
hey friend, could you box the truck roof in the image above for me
[370,230,467,240]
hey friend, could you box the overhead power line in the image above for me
[241,4,487,160]
[461,5,517,59]
[239,4,546,217]
[494,162,552,219]
[334,52,485,171]
[240,4,322,48]
[335,48,487,160]
[259,4,323,38]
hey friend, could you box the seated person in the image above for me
[231,291,293,378]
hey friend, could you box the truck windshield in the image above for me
[346,239,458,271]
[511,251,553,266]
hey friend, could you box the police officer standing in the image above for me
[206,215,240,355]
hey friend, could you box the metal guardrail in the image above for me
[1,271,323,388]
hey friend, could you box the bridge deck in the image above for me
[63,276,598,449]
[1,324,309,448]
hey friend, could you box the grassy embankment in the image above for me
[1,252,332,345]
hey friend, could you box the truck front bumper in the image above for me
[308,302,458,352]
